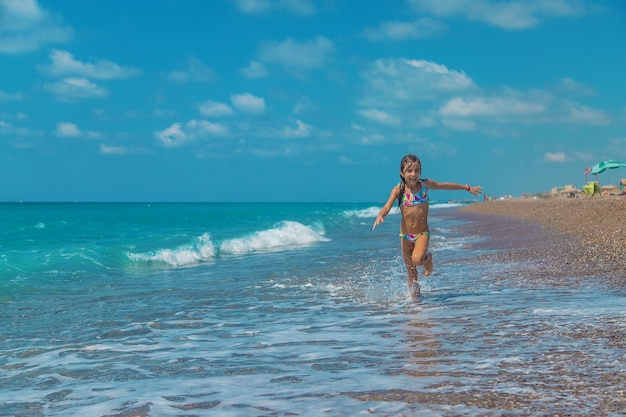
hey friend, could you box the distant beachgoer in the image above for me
[372,154,482,298]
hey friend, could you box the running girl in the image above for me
[372,154,482,297]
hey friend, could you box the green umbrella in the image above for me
[590,160,626,175]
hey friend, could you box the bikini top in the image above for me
[398,180,429,206]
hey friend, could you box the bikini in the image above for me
[398,180,431,243]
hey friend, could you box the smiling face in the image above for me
[400,155,422,186]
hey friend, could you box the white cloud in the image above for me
[233,0,316,15]
[0,121,14,134]
[0,90,27,101]
[154,120,229,147]
[187,119,229,136]
[357,109,401,126]
[0,120,41,137]
[435,87,609,128]
[360,58,474,106]
[357,133,386,145]
[0,0,72,53]
[440,97,545,117]
[406,60,474,90]
[230,93,266,115]
[233,0,272,13]
[155,123,188,147]
[54,122,101,139]
[544,152,568,162]
[43,78,108,102]
[0,112,29,121]
[54,122,80,137]
[198,100,235,117]
[408,0,589,30]
[441,118,477,131]
[279,119,312,138]
[363,17,446,41]
[258,36,334,72]
[37,50,141,79]
[359,57,611,137]
[240,60,269,79]
[293,97,318,115]
[561,102,610,125]
[338,156,356,164]
[554,77,595,97]
[167,56,214,83]
[99,144,126,155]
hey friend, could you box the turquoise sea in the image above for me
[1,202,624,416]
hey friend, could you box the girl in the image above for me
[372,154,482,297]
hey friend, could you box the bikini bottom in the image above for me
[399,231,430,243]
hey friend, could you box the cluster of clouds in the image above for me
[355,58,611,138]
[232,0,592,30]
[53,121,101,140]
[1,0,620,164]
[154,93,314,149]
[38,49,141,102]
[406,0,591,30]
[0,0,72,53]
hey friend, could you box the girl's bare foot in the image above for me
[423,252,433,277]
[410,284,420,299]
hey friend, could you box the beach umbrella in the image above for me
[590,160,626,175]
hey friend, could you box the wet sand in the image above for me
[442,196,626,414]
[450,196,626,286]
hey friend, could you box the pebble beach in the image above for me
[456,196,626,287]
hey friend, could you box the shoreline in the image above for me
[448,197,626,286]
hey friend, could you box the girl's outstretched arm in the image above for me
[425,179,483,196]
[372,186,400,230]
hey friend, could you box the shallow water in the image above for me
[1,203,624,416]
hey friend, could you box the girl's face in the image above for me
[401,161,421,184]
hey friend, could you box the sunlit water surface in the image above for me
[1,203,624,416]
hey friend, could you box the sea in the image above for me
[1,202,624,417]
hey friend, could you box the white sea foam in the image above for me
[343,206,396,218]
[430,202,467,209]
[343,202,466,219]
[128,233,216,267]
[220,220,329,255]
[343,206,380,218]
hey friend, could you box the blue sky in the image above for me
[1,0,625,202]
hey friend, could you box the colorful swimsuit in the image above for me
[399,180,429,206]
[398,180,430,243]
[399,231,430,243]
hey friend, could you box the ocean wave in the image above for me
[220,221,329,255]
[342,203,464,218]
[127,233,216,267]
[127,222,329,266]
[342,206,389,219]
[430,202,466,209]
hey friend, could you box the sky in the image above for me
[1,0,625,202]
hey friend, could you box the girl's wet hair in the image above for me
[398,154,422,207]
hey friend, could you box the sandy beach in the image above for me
[453,196,626,287]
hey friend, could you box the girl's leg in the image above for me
[423,252,433,277]
[411,234,433,277]
[401,239,419,297]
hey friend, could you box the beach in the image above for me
[456,196,626,287]
[2,202,625,416]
